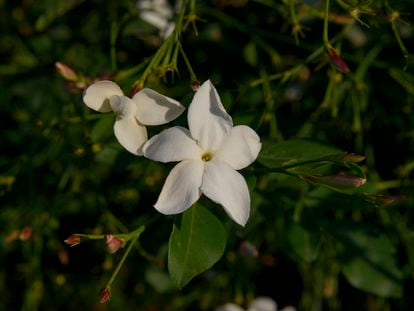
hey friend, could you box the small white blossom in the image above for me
[248,297,277,311]
[137,0,179,39]
[143,80,261,226]
[216,297,296,311]
[83,80,184,155]
[216,303,245,311]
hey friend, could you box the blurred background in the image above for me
[1,0,414,310]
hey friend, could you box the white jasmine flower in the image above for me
[137,0,179,39]
[216,303,245,311]
[143,80,261,226]
[216,297,295,311]
[83,80,184,155]
[248,297,277,311]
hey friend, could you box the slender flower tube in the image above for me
[83,80,185,155]
[143,80,261,226]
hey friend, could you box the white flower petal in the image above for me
[132,88,185,126]
[215,303,245,311]
[140,11,170,30]
[215,125,262,170]
[83,80,124,112]
[109,95,137,118]
[201,160,250,226]
[154,160,204,215]
[248,297,277,311]
[188,80,233,151]
[113,116,147,155]
[143,127,202,163]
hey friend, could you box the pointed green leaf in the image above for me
[342,257,402,298]
[258,139,341,169]
[168,203,226,289]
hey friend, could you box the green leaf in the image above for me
[168,203,226,289]
[258,139,341,169]
[286,222,321,262]
[342,257,402,298]
[330,223,403,298]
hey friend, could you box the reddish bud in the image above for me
[303,174,366,189]
[128,85,142,97]
[19,226,32,241]
[105,234,124,254]
[64,234,81,247]
[55,62,78,81]
[99,287,111,304]
[191,80,201,91]
[327,48,350,74]
[239,240,259,258]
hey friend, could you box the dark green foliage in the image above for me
[1,0,414,310]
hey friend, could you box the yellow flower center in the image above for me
[201,152,213,162]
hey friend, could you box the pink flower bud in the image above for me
[64,234,81,247]
[19,226,32,241]
[55,62,78,81]
[303,174,366,189]
[105,234,124,254]
[327,48,350,74]
[191,80,201,91]
[99,287,111,303]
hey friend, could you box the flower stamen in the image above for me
[201,152,212,162]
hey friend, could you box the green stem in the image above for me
[289,0,302,45]
[105,228,142,288]
[335,0,350,10]
[323,0,331,48]
[289,0,298,25]
[249,45,321,87]
[260,68,283,141]
[133,36,173,87]
[113,58,151,82]
[132,0,192,87]
[390,20,409,61]
[76,225,145,241]
[179,43,197,81]
[190,0,196,13]
[174,0,189,38]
